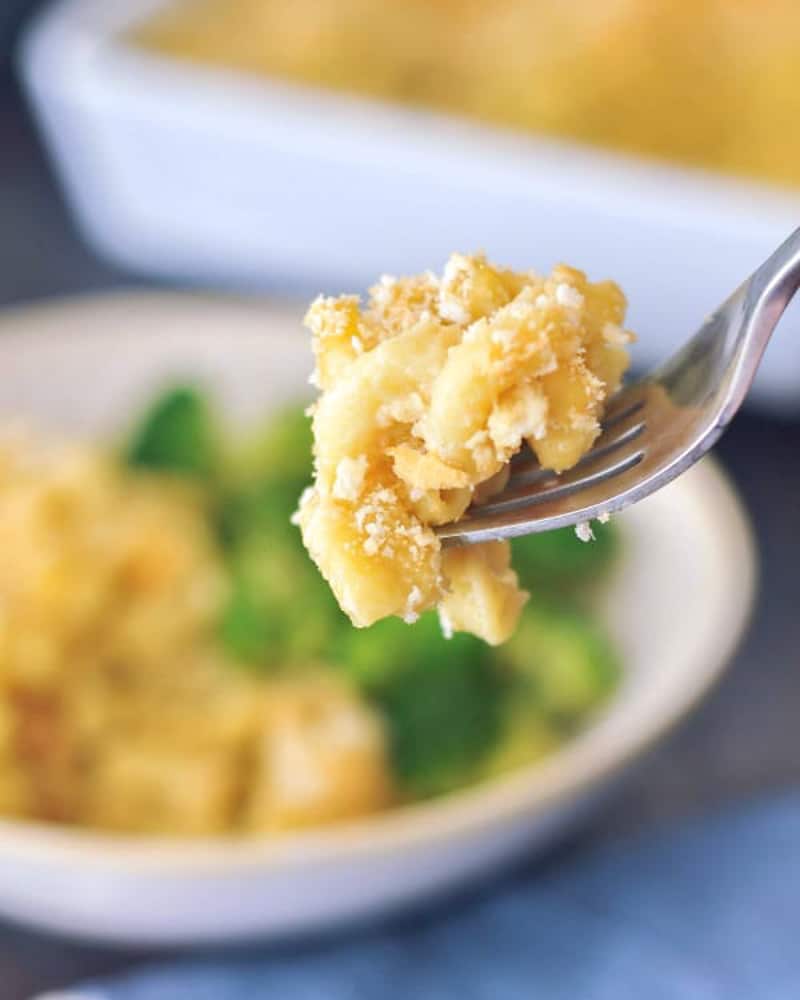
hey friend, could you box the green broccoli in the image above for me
[334,614,504,797]
[481,702,560,778]
[217,404,312,549]
[124,385,219,480]
[499,605,619,727]
[227,404,312,491]
[216,477,302,550]
[218,516,347,668]
[219,570,279,664]
[512,521,619,598]
[212,402,342,666]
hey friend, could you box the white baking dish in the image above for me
[18,0,800,409]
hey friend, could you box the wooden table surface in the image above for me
[0,68,799,1000]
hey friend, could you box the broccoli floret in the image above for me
[219,525,346,668]
[121,391,342,669]
[482,703,560,778]
[217,404,312,549]
[485,603,621,777]
[214,403,339,666]
[334,614,503,797]
[124,385,219,480]
[229,404,312,491]
[512,521,619,597]
[217,478,302,549]
[499,605,619,727]
[219,570,279,664]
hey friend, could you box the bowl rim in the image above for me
[0,292,758,876]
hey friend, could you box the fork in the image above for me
[437,225,800,545]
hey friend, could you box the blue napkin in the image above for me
[64,791,800,1000]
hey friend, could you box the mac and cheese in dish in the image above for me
[139,0,800,188]
[0,387,622,834]
[296,254,634,644]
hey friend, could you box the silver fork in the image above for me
[437,225,800,545]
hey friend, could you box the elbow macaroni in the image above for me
[296,253,634,644]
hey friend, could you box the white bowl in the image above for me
[0,292,755,945]
[17,0,800,411]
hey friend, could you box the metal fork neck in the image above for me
[718,224,800,424]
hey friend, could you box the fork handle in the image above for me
[749,224,800,309]
[719,225,800,422]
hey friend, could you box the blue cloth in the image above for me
[71,792,800,1000]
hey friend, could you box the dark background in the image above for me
[1,4,799,997]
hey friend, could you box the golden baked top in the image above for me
[138,0,800,188]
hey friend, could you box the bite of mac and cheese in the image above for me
[296,254,634,644]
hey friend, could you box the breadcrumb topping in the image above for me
[295,253,634,644]
[332,455,368,502]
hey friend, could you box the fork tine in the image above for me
[509,417,646,488]
[602,394,646,426]
[468,441,646,519]
[438,385,652,543]
[508,394,645,473]
[567,419,646,471]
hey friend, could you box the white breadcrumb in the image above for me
[555,283,584,309]
[332,455,368,502]
[290,487,315,527]
[438,606,454,640]
[602,322,636,347]
[403,585,424,624]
